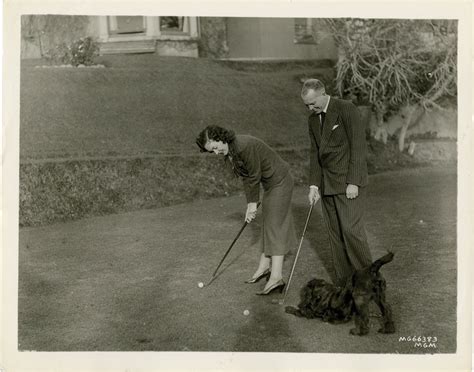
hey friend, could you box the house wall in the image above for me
[20,16,199,59]
[384,105,457,139]
[21,16,338,61]
[226,17,337,60]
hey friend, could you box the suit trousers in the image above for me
[320,188,372,285]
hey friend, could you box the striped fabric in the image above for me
[321,189,373,285]
[308,98,368,195]
[307,97,372,285]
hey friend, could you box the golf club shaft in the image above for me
[211,220,248,278]
[281,201,315,303]
[210,202,261,278]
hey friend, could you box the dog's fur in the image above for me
[285,252,395,336]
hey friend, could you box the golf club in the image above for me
[272,199,316,305]
[203,202,260,287]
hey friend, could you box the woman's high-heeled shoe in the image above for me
[245,268,271,284]
[256,279,285,295]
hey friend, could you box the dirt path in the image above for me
[18,165,457,353]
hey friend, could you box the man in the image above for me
[301,79,372,286]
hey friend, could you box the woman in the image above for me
[196,125,296,295]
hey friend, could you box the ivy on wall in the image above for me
[21,15,92,59]
[198,17,229,59]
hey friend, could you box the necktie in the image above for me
[319,112,325,137]
[320,112,326,125]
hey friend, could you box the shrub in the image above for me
[47,36,99,66]
[18,146,442,227]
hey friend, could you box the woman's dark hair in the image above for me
[196,125,235,152]
[196,125,249,177]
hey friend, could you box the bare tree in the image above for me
[321,19,457,151]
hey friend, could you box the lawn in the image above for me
[18,165,457,353]
[20,55,335,161]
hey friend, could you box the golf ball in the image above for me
[243,310,250,316]
[419,219,424,223]
[198,282,204,288]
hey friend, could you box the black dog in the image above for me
[285,252,395,336]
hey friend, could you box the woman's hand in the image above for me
[245,202,258,223]
[308,186,320,205]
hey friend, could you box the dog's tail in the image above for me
[370,251,394,274]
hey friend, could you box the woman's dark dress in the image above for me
[235,135,296,256]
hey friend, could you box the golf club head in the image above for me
[205,273,221,287]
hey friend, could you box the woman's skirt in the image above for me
[261,172,297,256]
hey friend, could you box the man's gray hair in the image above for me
[301,79,326,96]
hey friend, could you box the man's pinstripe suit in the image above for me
[308,97,373,285]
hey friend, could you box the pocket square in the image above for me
[332,124,339,130]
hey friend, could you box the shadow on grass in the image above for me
[213,210,262,278]
[233,301,303,352]
[292,202,336,283]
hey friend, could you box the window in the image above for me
[159,16,190,35]
[108,16,146,35]
[99,16,199,42]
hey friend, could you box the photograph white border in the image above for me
[2,0,472,371]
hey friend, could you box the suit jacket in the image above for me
[308,97,368,195]
[235,135,290,203]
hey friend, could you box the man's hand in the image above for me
[245,202,258,223]
[346,184,359,199]
[308,186,320,205]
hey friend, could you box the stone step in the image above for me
[99,40,156,55]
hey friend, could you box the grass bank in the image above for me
[19,137,453,227]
